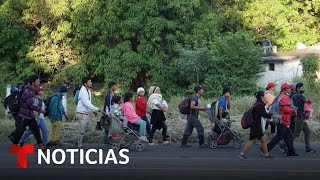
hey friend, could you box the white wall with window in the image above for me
[258,59,303,88]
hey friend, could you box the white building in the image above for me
[258,47,320,88]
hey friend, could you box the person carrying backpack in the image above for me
[181,85,207,148]
[267,83,299,157]
[47,86,69,147]
[19,86,48,146]
[292,82,316,153]
[12,74,46,150]
[238,91,281,160]
[5,86,23,142]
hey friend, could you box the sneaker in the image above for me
[287,153,299,157]
[199,143,208,148]
[180,144,192,148]
[163,141,170,145]
[306,148,317,153]
[140,136,149,143]
[264,155,273,159]
[238,154,248,160]
[38,144,47,151]
[148,142,159,146]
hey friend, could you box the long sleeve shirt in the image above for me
[135,97,147,117]
[18,86,42,120]
[279,92,296,126]
[121,102,140,123]
[76,86,99,113]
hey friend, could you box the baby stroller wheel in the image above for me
[135,143,145,152]
[233,140,242,149]
[209,141,218,149]
[111,143,121,151]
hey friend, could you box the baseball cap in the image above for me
[266,82,275,89]
[281,83,291,91]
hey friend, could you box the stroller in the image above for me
[103,113,146,152]
[206,102,242,149]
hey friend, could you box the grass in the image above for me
[1,93,320,145]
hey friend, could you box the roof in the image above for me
[262,47,320,63]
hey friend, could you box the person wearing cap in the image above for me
[147,86,171,145]
[103,81,117,144]
[264,82,276,138]
[218,87,231,120]
[19,86,48,146]
[135,87,151,137]
[267,83,299,157]
[181,85,208,148]
[292,82,316,153]
[47,85,69,147]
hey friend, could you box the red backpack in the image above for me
[241,103,260,129]
[178,97,191,114]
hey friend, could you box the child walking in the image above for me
[135,87,151,137]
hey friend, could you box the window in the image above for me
[269,63,275,71]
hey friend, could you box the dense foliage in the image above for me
[1,0,319,97]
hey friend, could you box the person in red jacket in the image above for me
[267,83,299,157]
[135,87,151,138]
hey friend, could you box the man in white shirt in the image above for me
[75,77,99,148]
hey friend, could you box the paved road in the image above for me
[0,142,319,180]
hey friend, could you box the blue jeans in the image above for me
[19,118,48,145]
[141,116,151,136]
[134,119,146,136]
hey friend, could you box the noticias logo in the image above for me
[10,144,130,168]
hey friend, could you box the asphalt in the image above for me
[0,142,320,180]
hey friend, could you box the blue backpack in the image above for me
[268,95,284,123]
[74,90,80,105]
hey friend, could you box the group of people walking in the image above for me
[239,82,317,160]
[4,74,318,159]
[5,75,68,150]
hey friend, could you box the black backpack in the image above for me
[3,92,22,114]
[43,95,54,117]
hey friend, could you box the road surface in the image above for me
[0,142,319,180]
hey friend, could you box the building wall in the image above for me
[258,59,303,88]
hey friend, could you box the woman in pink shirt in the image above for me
[121,92,148,142]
